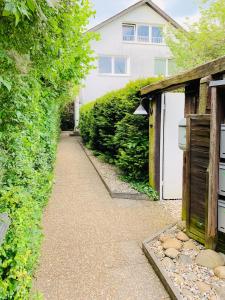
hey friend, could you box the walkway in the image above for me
[33,133,176,300]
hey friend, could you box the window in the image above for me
[114,57,127,74]
[152,26,163,43]
[137,25,149,42]
[122,23,164,44]
[98,56,129,75]
[99,56,112,74]
[122,24,135,41]
[154,58,167,76]
[154,58,176,76]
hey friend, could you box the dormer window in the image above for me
[122,23,164,44]
[152,26,163,43]
[137,25,149,42]
[122,24,135,41]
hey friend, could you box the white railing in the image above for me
[152,37,163,44]
[137,35,149,43]
[123,35,135,41]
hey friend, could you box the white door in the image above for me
[160,93,185,200]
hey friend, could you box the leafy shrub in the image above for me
[0,1,95,298]
[79,77,160,181]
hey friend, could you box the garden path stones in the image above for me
[214,266,225,279]
[165,248,179,259]
[196,249,224,269]
[178,254,192,265]
[183,240,199,251]
[176,231,189,242]
[162,257,175,269]
[162,238,182,250]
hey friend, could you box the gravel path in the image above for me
[33,133,181,299]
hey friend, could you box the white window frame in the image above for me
[122,23,164,45]
[98,55,130,76]
[154,58,174,77]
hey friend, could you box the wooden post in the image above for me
[149,94,161,192]
[206,87,220,249]
[199,76,212,114]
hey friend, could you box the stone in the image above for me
[174,274,184,285]
[165,248,179,259]
[196,281,211,293]
[213,285,225,299]
[214,266,225,279]
[162,238,182,250]
[183,240,199,251]
[176,231,189,242]
[159,234,170,243]
[178,254,192,265]
[219,252,225,264]
[162,257,174,269]
[182,288,194,299]
[177,220,186,231]
[196,250,224,269]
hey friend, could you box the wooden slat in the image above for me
[206,87,220,248]
[141,55,225,95]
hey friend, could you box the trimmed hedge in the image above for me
[79,77,160,181]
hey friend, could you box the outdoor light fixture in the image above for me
[178,118,187,151]
[133,98,149,115]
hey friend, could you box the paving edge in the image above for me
[78,139,150,201]
[142,224,183,300]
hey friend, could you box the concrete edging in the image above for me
[142,224,183,300]
[78,139,150,201]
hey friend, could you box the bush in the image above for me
[79,77,160,181]
[0,1,95,298]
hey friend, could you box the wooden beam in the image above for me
[141,55,225,95]
[199,76,212,114]
[149,95,161,191]
[206,87,220,249]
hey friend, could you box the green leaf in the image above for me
[0,76,12,91]
[27,0,36,12]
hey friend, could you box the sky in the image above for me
[89,0,200,29]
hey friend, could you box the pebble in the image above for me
[183,240,199,251]
[196,250,224,269]
[214,266,225,279]
[165,248,179,259]
[176,231,189,242]
[196,281,211,293]
[159,234,170,243]
[178,254,192,265]
[163,238,182,250]
[162,257,175,269]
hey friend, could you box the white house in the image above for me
[75,0,182,126]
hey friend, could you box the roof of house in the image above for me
[88,0,183,32]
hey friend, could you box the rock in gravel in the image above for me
[213,285,225,299]
[165,248,179,259]
[196,281,211,293]
[214,266,225,279]
[182,288,194,299]
[178,254,192,265]
[196,250,224,269]
[177,220,186,231]
[163,238,182,250]
[183,240,199,251]
[159,235,170,243]
[162,257,174,269]
[174,274,184,285]
[219,252,225,264]
[176,231,189,242]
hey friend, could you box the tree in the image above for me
[166,0,225,70]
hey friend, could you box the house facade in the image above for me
[75,0,182,127]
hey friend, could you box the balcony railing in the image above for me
[123,35,135,41]
[152,36,163,44]
[137,35,149,43]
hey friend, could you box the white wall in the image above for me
[79,3,172,106]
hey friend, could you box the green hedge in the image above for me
[79,77,160,181]
[0,0,94,298]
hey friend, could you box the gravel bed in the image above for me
[82,144,149,199]
[146,224,225,300]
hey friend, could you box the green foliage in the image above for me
[166,0,225,70]
[0,0,95,298]
[79,77,160,184]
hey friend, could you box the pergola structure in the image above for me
[141,55,225,252]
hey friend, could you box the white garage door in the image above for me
[160,93,185,200]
